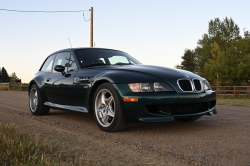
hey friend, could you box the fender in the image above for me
[29,72,50,102]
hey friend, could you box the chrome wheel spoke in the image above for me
[107,97,114,117]
[98,111,103,119]
[107,110,114,118]
[97,106,105,113]
[105,96,113,105]
[101,92,106,105]
[103,113,108,124]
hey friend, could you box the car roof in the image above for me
[50,47,123,55]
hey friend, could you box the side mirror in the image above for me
[54,65,65,72]
[54,65,70,77]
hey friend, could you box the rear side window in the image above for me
[40,54,55,72]
[53,52,71,73]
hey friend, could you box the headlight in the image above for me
[128,82,174,92]
[203,80,211,90]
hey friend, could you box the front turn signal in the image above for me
[124,98,138,102]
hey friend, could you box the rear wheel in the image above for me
[93,83,127,132]
[29,84,50,115]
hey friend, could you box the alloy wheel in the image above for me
[95,89,115,127]
[30,88,38,112]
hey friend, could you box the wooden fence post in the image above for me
[216,75,218,92]
[247,85,250,97]
[234,85,236,98]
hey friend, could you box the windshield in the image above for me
[74,48,141,68]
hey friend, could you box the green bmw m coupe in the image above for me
[29,48,216,132]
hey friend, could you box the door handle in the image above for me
[46,78,51,82]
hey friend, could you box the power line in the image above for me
[0,9,88,13]
[1,8,93,44]
[0,8,91,22]
[83,11,90,22]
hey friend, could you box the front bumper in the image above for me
[113,84,217,122]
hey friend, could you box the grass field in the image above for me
[217,96,250,107]
[0,83,29,91]
[0,123,96,166]
[0,87,8,91]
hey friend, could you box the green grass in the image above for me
[217,96,250,107]
[0,86,28,91]
[0,123,96,166]
[0,87,8,91]
[216,95,250,99]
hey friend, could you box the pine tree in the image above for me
[0,67,2,83]
[1,67,9,83]
[9,72,18,83]
[176,49,197,73]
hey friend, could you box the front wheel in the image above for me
[93,83,128,132]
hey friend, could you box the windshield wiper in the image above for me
[114,63,134,65]
[82,63,110,68]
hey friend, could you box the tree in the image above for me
[195,17,241,78]
[9,72,18,83]
[176,49,197,73]
[1,67,9,83]
[202,31,250,86]
[233,31,250,85]
[0,67,2,83]
[177,17,250,86]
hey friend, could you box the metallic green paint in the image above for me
[29,48,217,122]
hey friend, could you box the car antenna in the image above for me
[68,38,72,48]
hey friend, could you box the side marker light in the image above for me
[123,98,138,102]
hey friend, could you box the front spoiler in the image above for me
[138,106,217,122]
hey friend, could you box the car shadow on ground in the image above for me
[126,117,220,133]
[49,109,85,115]
[47,109,222,134]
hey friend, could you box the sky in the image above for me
[1,0,250,83]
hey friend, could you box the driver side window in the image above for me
[53,52,71,73]
[68,55,78,72]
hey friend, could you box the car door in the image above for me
[44,52,77,105]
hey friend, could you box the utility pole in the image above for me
[90,7,93,47]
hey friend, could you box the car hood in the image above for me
[77,65,202,93]
[104,65,200,80]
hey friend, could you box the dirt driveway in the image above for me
[0,91,249,165]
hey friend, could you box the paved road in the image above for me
[0,91,249,165]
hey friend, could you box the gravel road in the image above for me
[0,91,249,166]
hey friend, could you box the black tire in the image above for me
[29,84,50,115]
[93,83,128,132]
[177,115,201,122]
